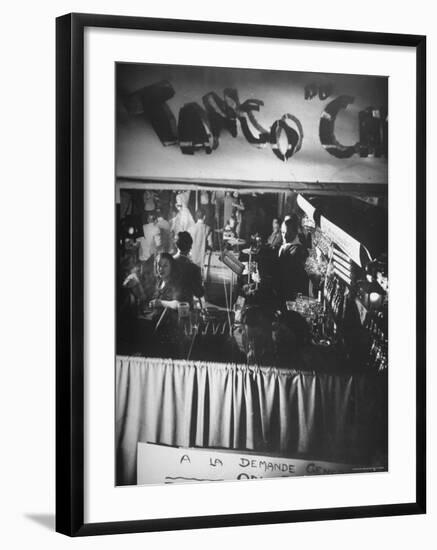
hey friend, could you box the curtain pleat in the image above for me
[115,356,383,485]
[256,369,278,451]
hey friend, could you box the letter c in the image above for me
[319,95,358,158]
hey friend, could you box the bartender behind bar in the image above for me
[277,216,309,301]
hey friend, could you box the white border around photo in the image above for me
[84,26,416,524]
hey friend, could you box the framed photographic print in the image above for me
[56,13,426,536]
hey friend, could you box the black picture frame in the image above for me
[56,12,426,537]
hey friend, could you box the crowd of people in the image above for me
[118,189,319,367]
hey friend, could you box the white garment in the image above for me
[175,190,190,207]
[200,190,209,205]
[143,191,157,212]
[156,217,171,252]
[170,206,194,235]
[190,220,212,267]
[223,193,233,226]
[138,222,160,261]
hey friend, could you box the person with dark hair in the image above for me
[276,217,309,301]
[267,217,282,251]
[173,231,205,306]
[174,230,192,254]
[149,253,182,310]
[148,252,184,355]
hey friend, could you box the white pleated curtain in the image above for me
[116,356,384,485]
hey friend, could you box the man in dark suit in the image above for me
[276,217,309,302]
[173,231,205,307]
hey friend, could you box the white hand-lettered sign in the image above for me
[137,442,360,485]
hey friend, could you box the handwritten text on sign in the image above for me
[137,443,355,485]
[127,82,387,162]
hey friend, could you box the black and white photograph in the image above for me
[1,0,432,545]
[115,62,389,487]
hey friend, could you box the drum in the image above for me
[203,251,237,307]
[204,251,233,283]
